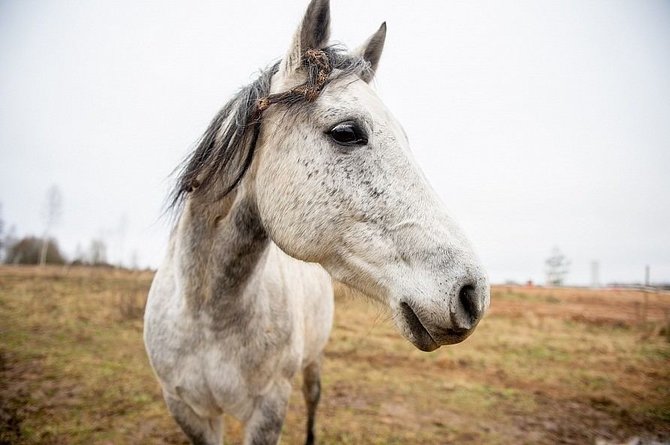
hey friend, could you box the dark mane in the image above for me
[169,45,370,211]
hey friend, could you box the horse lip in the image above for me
[399,301,476,350]
[398,301,439,352]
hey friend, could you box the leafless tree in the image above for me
[2,225,18,264]
[545,246,570,286]
[39,185,63,266]
[88,238,107,265]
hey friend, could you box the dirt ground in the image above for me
[1,266,669,444]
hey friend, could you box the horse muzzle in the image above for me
[395,279,490,352]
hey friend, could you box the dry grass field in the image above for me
[1,266,669,444]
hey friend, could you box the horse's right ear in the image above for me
[279,0,331,76]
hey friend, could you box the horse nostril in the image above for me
[458,284,480,326]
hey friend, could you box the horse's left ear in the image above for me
[280,0,331,76]
[355,22,387,83]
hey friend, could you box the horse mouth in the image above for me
[398,301,439,351]
[398,301,473,352]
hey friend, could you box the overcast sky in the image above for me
[1,0,669,285]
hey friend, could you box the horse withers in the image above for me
[144,1,490,444]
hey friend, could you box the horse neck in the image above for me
[173,186,270,315]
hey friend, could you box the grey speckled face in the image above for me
[255,72,490,351]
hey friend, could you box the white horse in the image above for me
[144,1,490,444]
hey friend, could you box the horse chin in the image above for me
[405,332,440,352]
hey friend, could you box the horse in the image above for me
[143,1,490,444]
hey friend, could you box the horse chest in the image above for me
[146,287,303,420]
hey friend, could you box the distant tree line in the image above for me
[0,188,114,267]
[1,234,111,267]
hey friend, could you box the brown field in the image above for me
[1,266,669,444]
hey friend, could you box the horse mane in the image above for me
[168,45,371,212]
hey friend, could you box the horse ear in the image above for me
[354,22,387,83]
[280,0,331,76]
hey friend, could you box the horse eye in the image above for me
[327,121,368,147]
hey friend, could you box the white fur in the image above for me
[144,1,489,444]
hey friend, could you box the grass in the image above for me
[1,266,669,444]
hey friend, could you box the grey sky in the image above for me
[1,0,669,285]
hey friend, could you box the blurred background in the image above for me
[1,1,669,444]
[1,0,669,286]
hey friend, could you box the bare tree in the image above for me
[88,238,107,265]
[2,225,18,264]
[545,246,570,286]
[39,185,63,266]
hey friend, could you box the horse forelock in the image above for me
[167,45,371,214]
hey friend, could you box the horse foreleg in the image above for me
[243,380,291,445]
[164,392,223,445]
[302,360,322,445]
